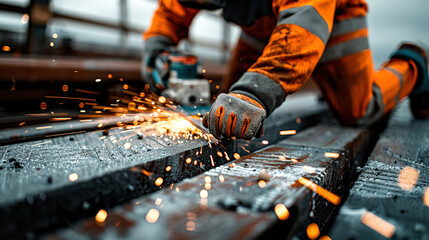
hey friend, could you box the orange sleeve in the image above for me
[144,0,200,45]
[247,0,336,94]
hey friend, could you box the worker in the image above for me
[143,0,429,140]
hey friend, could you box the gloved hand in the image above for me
[142,36,175,94]
[202,93,266,140]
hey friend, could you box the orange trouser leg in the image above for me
[312,16,418,125]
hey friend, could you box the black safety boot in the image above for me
[391,43,429,119]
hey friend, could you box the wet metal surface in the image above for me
[47,118,378,239]
[329,100,429,239]
[0,93,327,239]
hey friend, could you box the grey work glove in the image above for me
[142,36,174,94]
[202,93,266,140]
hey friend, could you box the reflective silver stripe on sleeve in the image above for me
[331,16,367,38]
[320,36,369,63]
[239,31,268,52]
[385,66,404,103]
[357,84,385,126]
[278,6,330,44]
[144,35,173,53]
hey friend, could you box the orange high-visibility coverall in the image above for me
[144,0,418,125]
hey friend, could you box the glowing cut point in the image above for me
[324,152,340,158]
[68,173,78,182]
[274,203,289,220]
[200,189,208,199]
[146,209,160,223]
[398,166,419,191]
[361,211,395,238]
[307,223,320,239]
[279,130,296,135]
[95,209,107,223]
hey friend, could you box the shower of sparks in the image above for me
[361,211,395,238]
[398,166,419,191]
[274,203,289,220]
[95,209,108,223]
[279,130,296,135]
[324,152,340,158]
[146,209,160,223]
[306,223,320,240]
[298,177,341,205]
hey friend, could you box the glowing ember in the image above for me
[302,165,316,174]
[40,102,47,110]
[95,78,101,82]
[291,158,298,163]
[279,130,296,135]
[155,177,164,186]
[228,163,236,168]
[165,166,172,172]
[279,156,286,160]
[98,123,103,128]
[210,155,215,167]
[258,180,267,188]
[262,140,269,145]
[233,153,240,160]
[274,203,289,220]
[200,189,208,199]
[124,142,131,149]
[424,187,429,207]
[68,173,78,182]
[298,177,341,205]
[79,102,85,108]
[361,211,395,238]
[398,166,419,191]
[306,223,320,239]
[52,33,58,38]
[107,74,113,79]
[205,183,211,190]
[159,96,167,103]
[155,198,162,205]
[219,175,225,182]
[186,158,192,164]
[205,176,211,183]
[95,209,107,223]
[324,152,340,158]
[21,13,29,24]
[49,42,54,47]
[146,209,160,223]
[62,84,68,92]
[186,221,196,231]
[224,152,230,161]
[319,236,332,240]
[123,84,129,90]
[217,151,223,157]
